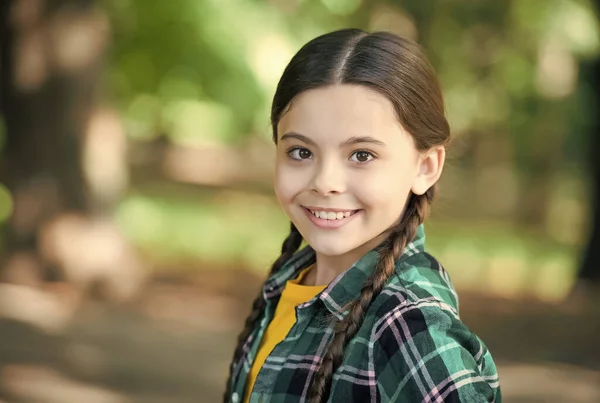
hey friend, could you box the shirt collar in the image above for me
[262,246,316,301]
[262,224,426,319]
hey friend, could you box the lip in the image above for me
[301,206,361,229]
[302,206,357,213]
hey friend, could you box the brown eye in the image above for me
[351,150,374,163]
[299,149,311,159]
[288,147,313,160]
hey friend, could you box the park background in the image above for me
[1,0,600,402]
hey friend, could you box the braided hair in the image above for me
[222,223,302,401]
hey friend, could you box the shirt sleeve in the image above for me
[369,299,501,403]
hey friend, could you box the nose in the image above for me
[311,158,345,196]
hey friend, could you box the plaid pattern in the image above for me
[228,224,501,402]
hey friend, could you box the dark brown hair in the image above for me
[224,28,450,402]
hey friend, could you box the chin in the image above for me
[303,235,357,257]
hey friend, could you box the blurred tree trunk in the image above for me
[577,53,600,286]
[0,0,142,301]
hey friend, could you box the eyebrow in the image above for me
[280,132,316,146]
[345,136,386,147]
[279,132,386,147]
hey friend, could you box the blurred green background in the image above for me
[1,0,599,402]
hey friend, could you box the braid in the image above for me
[307,189,434,402]
[223,223,303,402]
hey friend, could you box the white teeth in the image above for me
[310,210,355,220]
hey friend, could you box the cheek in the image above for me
[274,163,303,204]
[352,167,413,212]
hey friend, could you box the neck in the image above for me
[307,232,388,286]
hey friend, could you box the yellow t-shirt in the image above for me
[244,264,326,402]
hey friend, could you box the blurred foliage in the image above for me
[103,0,299,145]
[0,184,12,223]
[101,0,600,151]
[116,190,288,269]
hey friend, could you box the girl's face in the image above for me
[274,84,442,260]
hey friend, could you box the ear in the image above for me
[411,146,446,195]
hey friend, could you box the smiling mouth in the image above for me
[302,207,360,221]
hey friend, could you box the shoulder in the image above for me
[396,251,459,310]
[368,251,459,324]
[364,252,501,402]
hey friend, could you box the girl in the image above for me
[224,29,501,403]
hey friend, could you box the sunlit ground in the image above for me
[0,286,598,402]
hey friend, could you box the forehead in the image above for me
[277,84,408,143]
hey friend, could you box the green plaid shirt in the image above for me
[228,225,501,402]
